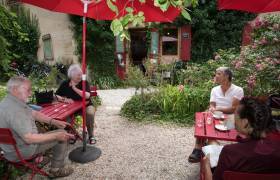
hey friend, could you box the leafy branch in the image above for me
[107,0,198,40]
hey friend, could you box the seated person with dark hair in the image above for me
[202,97,280,180]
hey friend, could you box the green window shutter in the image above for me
[42,34,53,60]
[151,31,159,55]
[116,35,124,53]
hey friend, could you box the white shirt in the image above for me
[210,84,244,109]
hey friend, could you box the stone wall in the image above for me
[24,4,78,65]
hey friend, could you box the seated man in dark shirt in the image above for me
[202,97,280,180]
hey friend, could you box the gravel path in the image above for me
[59,88,200,179]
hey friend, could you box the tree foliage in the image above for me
[0,4,40,80]
[10,5,40,74]
[108,0,198,40]
[69,16,121,88]
[0,5,26,74]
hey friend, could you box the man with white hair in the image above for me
[0,76,74,177]
[55,64,96,145]
[188,67,244,163]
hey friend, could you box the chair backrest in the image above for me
[0,128,49,178]
[224,171,280,180]
[0,128,16,145]
[90,85,98,97]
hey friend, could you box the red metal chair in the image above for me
[0,128,49,179]
[224,171,280,180]
[90,85,98,97]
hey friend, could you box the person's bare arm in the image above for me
[209,102,216,112]
[215,97,240,114]
[70,82,90,99]
[32,110,69,129]
[23,131,73,144]
[32,110,52,124]
[202,155,213,180]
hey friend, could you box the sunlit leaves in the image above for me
[181,8,191,21]
[106,0,118,15]
[154,0,170,11]
[110,19,123,36]
[108,0,198,40]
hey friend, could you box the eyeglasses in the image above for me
[20,86,32,92]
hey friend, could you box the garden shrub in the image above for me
[231,14,280,95]
[0,85,6,100]
[10,5,40,75]
[0,4,40,80]
[121,13,279,125]
[125,64,149,96]
[121,93,159,121]
[0,5,27,79]
[121,84,210,125]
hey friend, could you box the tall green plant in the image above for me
[70,17,120,89]
[125,64,149,99]
[0,5,27,77]
[0,4,40,80]
[10,5,40,75]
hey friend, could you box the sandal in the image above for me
[29,155,50,168]
[37,156,50,168]
[88,136,97,145]
[49,166,73,178]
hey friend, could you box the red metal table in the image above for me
[194,112,238,142]
[40,101,83,140]
[40,101,82,121]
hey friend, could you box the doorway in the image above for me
[130,29,148,65]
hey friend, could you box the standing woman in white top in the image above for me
[188,67,244,163]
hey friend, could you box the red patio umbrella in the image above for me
[218,0,280,13]
[20,0,181,163]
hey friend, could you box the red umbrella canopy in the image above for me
[20,0,180,22]
[218,0,280,13]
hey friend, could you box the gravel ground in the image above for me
[34,88,200,180]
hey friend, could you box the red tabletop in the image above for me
[194,112,238,142]
[40,101,83,121]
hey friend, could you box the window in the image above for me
[42,34,53,61]
[162,28,178,55]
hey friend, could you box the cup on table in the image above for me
[206,116,212,125]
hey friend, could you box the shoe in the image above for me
[188,149,203,163]
[88,136,96,145]
[49,166,73,178]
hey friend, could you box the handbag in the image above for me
[35,90,54,104]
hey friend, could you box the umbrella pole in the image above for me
[82,11,87,153]
[69,0,101,163]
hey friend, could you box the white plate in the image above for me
[213,114,225,119]
[215,124,228,131]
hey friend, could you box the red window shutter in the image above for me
[180,25,191,61]
[242,23,253,46]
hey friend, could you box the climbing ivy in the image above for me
[174,0,256,61]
